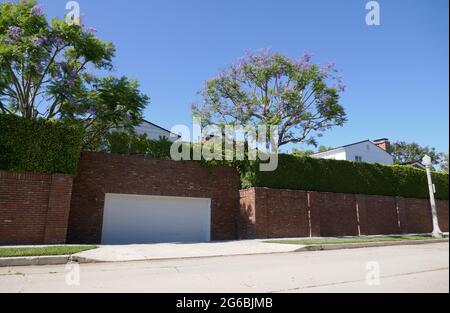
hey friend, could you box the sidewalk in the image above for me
[73,236,449,263]
[72,239,302,263]
[1,236,448,267]
[0,239,303,267]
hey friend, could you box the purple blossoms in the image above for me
[87,107,97,116]
[7,26,22,40]
[54,36,63,47]
[31,5,44,16]
[32,37,46,47]
[124,112,133,122]
[85,27,97,35]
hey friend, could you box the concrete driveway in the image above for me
[73,239,304,263]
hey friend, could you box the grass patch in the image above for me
[266,235,447,246]
[0,246,97,258]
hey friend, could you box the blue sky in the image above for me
[38,0,449,152]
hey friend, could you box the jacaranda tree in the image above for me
[0,0,149,149]
[391,141,446,171]
[192,49,347,148]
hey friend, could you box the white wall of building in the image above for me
[312,149,347,161]
[134,122,178,142]
[344,141,394,165]
[312,141,394,165]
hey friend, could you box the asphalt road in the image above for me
[0,243,448,293]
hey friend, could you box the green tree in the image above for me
[291,145,334,157]
[0,0,149,149]
[442,153,449,173]
[318,145,334,153]
[192,49,347,149]
[291,148,315,157]
[391,141,445,170]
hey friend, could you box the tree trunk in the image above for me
[21,104,33,119]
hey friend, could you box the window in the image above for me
[355,156,363,162]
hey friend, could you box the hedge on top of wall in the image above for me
[240,154,449,200]
[105,131,173,159]
[0,114,84,175]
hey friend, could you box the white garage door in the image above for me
[101,194,211,244]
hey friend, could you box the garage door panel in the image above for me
[101,194,211,244]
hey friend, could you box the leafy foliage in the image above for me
[68,76,150,150]
[240,154,449,200]
[291,145,334,157]
[104,131,173,159]
[0,0,149,149]
[291,148,315,157]
[104,132,240,173]
[318,145,334,153]
[442,154,449,173]
[391,141,446,171]
[0,114,83,174]
[192,48,347,148]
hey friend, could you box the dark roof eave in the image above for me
[141,119,181,139]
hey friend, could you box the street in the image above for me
[0,243,448,293]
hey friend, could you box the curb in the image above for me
[0,255,70,267]
[294,239,449,252]
[70,255,99,264]
[0,239,448,267]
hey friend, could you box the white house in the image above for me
[133,119,180,142]
[311,139,394,165]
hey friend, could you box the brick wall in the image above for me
[357,195,400,236]
[239,188,311,239]
[0,171,73,245]
[239,188,449,239]
[2,155,446,245]
[264,189,311,238]
[67,152,240,244]
[437,200,449,232]
[311,191,359,237]
[239,189,257,239]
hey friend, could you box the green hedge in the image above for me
[240,154,449,200]
[105,131,173,159]
[0,114,84,175]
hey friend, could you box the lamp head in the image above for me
[422,155,432,167]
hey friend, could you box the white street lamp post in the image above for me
[422,155,443,239]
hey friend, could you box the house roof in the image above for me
[141,119,181,139]
[401,160,426,169]
[312,139,393,157]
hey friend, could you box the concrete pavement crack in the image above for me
[270,267,449,293]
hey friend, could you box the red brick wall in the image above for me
[398,198,449,234]
[67,152,240,244]
[239,189,256,239]
[357,195,401,235]
[400,198,433,234]
[0,171,73,245]
[264,189,310,238]
[240,188,314,239]
[311,191,359,237]
[239,188,449,239]
[3,157,446,245]
[239,188,311,239]
[437,200,449,232]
